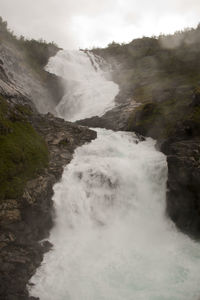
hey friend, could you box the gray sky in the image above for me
[0,0,200,49]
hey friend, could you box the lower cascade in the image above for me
[30,129,200,300]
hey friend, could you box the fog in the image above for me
[0,0,200,49]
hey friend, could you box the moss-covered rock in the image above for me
[0,95,48,200]
[126,87,200,139]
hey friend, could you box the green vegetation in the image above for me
[93,26,200,94]
[0,95,48,200]
[93,25,200,140]
[127,89,200,139]
[0,17,63,200]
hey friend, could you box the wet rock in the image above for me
[0,200,21,224]
[161,138,200,238]
[76,97,139,131]
[0,97,96,299]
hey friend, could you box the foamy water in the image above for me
[45,50,119,121]
[30,129,200,300]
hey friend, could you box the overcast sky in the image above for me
[0,0,200,49]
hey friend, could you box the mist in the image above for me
[0,0,200,49]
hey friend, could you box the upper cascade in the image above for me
[45,50,119,122]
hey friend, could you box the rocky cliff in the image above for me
[79,27,200,240]
[127,91,200,239]
[0,26,96,300]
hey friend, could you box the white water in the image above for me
[45,50,119,121]
[30,50,200,299]
[30,129,200,300]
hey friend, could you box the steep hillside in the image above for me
[86,26,200,239]
[0,16,64,113]
[0,18,96,300]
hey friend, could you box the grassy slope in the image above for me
[0,17,63,201]
[0,95,48,200]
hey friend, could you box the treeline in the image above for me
[0,16,60,72]
[92,25,200,102]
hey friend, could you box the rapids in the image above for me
[30,130,200,300]
[30,50,200,300]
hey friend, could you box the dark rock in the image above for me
[191,90,200,107]
[41,240,53,253]
[0,110,96,299]
[76,96,139,131]
[0,108,96,299]
[0,55,97,299]
[161,139,200,239]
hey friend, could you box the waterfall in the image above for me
[45,50,119,121]
[29,50,200,300]
[30,129,200,300]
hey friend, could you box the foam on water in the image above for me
[30,129,200,300]
[45,50,119,121]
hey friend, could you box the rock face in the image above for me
[0,110,96,300]
[0,42,64,114]
[161,134,200,239]
[76,92,139,131]
[126,92,200,239]
[0,38,97,300]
